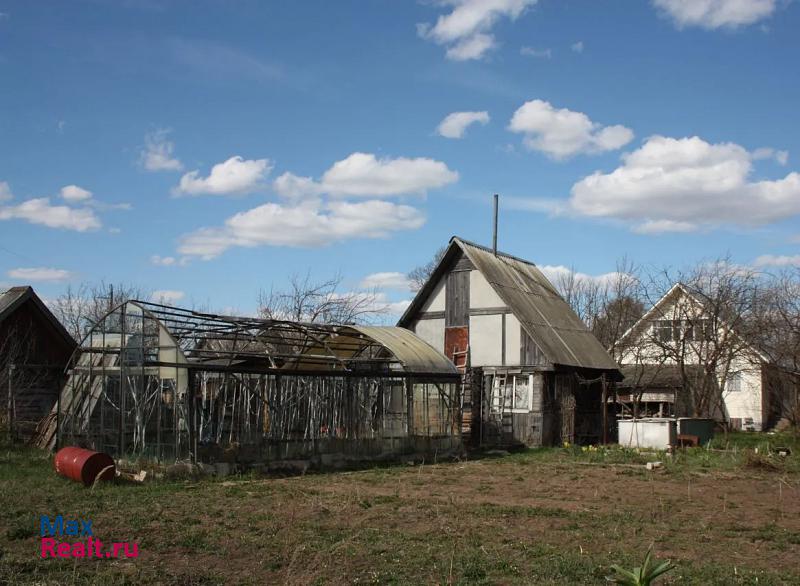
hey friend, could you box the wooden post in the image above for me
[7,363,14,442]
[601,373,608,445]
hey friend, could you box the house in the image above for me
[0,286,76,440]
[614,283,785,431]
[398,237,621,448]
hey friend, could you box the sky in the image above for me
[1,0,799,319]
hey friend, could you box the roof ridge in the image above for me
[451,236,539,267]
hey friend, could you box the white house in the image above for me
[615,283,783,431]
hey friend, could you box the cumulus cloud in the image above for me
[140,129,183,172]
[7,267,73,282]
[151,290,186,304]
[174,156,272,196]
[569,135,800,233]
[653,0,777,29]
[0,181,12,202]
[178,199,426,259]
[359,272,414,291]
[753,254,800,268]
[571,41,584,53]
[0,198,101,231]
[60,185,92,203]
[436,111,490,139]
[508,99,634,159]
[275,153,458,199]
[418,0,538,61]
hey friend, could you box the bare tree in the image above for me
[258,273,386,325]
[52,281,149,341]
[750,268,800,428]
[636,257,762,421]
[407,246,447,291]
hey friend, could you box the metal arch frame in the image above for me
[63,299,456,378]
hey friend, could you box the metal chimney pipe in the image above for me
[492,193,499,255]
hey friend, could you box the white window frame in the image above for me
[491,374,534,414]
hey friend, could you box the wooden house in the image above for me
[0,286,76,440]
[398,237,621,448]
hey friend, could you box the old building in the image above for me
[398,237,621,448]
[1,286,76,440]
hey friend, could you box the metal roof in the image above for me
[399,237,619,373]
[350,325,459,375]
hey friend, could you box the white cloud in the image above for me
[569,135,800,233]
[359,272,413,291]
[508,99,634,159]
[178,198,426,259]
[151,290,186,304]
[632,220,698,234]
[538,265,626,288]
[174,156,272,196]
[571,41,584,53]
[275,153,458,199]
[0,198,101,231]
[7,267,73,282]
[60,184,92,203]
[653,0,777,29]
[436,111,490,139]
[273,172,324,199]
[754,254,800,267]
[418,0,538,61]
[520,46,551,59]
[752,147,789,165]
[0,181,12,202]
[151,255,176,266]
[140,129,183,172]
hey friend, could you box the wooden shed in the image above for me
[0,286,76,440]
[398,237,621,448]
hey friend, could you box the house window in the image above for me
[491,375,533,413]
[727,371,743,392]
[653,320,678,342]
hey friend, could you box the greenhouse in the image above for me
[38,301,461,467]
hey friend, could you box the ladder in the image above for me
[451,346,471,438]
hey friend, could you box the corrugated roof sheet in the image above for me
[398,237,619,373]
[351,325,459,375]
[455,239,618,371]
[0,286,31,321]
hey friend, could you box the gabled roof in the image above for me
[398,236,619,372]
[0,286,76,349]
[614,282,770,363]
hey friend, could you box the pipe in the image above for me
[492,193,499,255]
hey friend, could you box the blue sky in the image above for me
[1,0,799,318]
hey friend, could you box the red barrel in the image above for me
[54,447,116,486]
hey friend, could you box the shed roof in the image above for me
[0,286,76,349]
[399,237,619,373]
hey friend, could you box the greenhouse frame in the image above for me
[38,301,461,467]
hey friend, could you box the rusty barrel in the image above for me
[54,447,116,486]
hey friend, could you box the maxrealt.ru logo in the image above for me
[39,515,138,559]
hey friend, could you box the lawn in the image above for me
[1,432,799,585]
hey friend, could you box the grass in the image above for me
[0,432,798,584]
